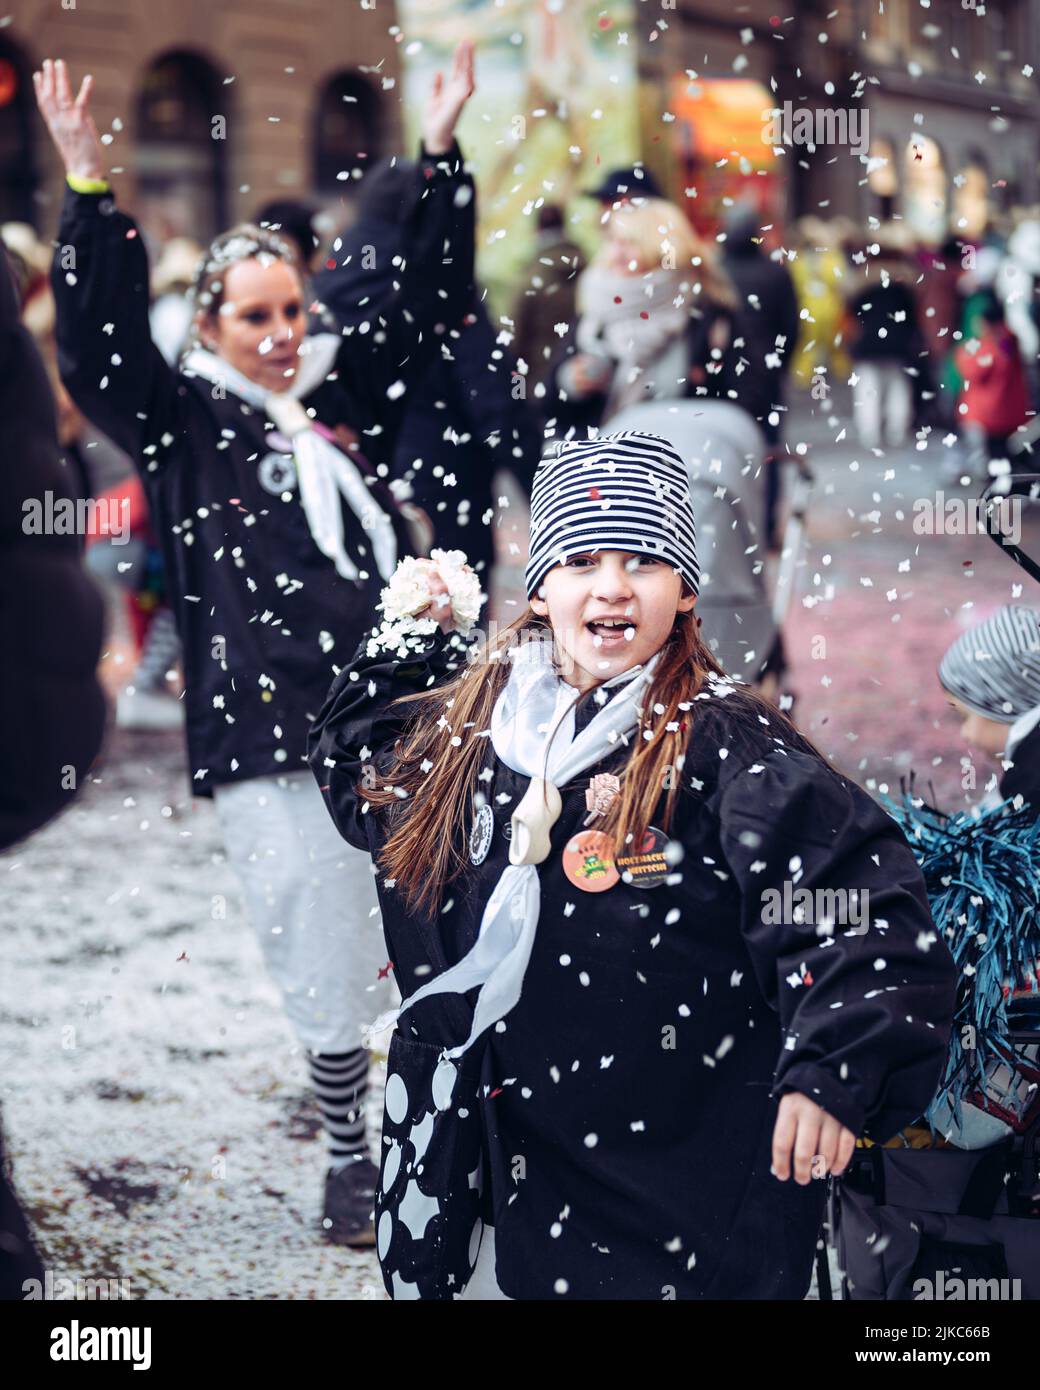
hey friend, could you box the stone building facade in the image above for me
[3,0,405,245]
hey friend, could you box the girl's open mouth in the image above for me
[586,619,637,647]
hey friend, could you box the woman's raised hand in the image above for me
[33,59,105,181]
[421,39,476,156]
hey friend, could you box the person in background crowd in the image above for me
[914,234,965,427]
[997,213,1040,409]
[511,203,585,416]
[847,230,921,452]
[0,243,106,1298]
[721,203,800,551]
[788,217,850,391]
[84,469,184,731]
[548,196,737,438]
[36,46,477,1248]
[955,289,1031,477]
[312,156,541,590]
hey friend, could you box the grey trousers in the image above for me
[213,771,391,1053]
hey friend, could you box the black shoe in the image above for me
[322,1156,379,1248]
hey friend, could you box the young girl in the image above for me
[309,431,958,1300]
[34,49,476,1246]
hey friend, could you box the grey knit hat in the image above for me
[938,605,1040,722]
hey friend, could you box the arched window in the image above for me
[135,50,228,245]
[313,72,382,196]
[0,36,38,225]
[903,136,947,246]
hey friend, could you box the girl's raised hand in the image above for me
[421,39,476,156]
[771,1091,857,1185]
[33,59,105,181]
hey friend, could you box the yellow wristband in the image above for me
[66,173,111,194]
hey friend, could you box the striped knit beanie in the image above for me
[938,605,1040,722]
[524,432,699,599]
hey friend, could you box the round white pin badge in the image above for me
[469,803,495,866]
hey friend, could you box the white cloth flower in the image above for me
[365,549,485,658]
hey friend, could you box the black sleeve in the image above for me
[452,305,541,497]
[50,186,184,466]
[307,626,474,852]
[0,247,106,850]
[711,746,959,1142]
[334,140,477,420]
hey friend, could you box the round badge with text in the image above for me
[615,826,670,889]
[562,830,620,893]
[469,803,495,866]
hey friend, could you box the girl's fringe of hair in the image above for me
[362,606,792,919]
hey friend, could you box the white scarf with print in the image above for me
[183,336,397,582]
[396,636,659,1058]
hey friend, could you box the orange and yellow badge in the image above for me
[562,830,619,893]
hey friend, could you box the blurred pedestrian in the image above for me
[997,213,1040,406]
[955,290,1031,476]
[915,234,964,426]
[549,196,737,438]
[789,217,850,390]
[848,231,920,451]
[721,203,800,549]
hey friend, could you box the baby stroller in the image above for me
[605,400,810,688]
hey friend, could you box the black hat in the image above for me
[584,164,663,203]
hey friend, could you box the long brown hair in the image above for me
[363,604,794,918]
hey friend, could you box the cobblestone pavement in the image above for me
[1,393,1024,1300]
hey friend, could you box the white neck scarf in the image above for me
[183,336,397,582]
[397,638,660,1058]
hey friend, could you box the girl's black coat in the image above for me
[309,631,959,1300]
[50,144,473,794]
